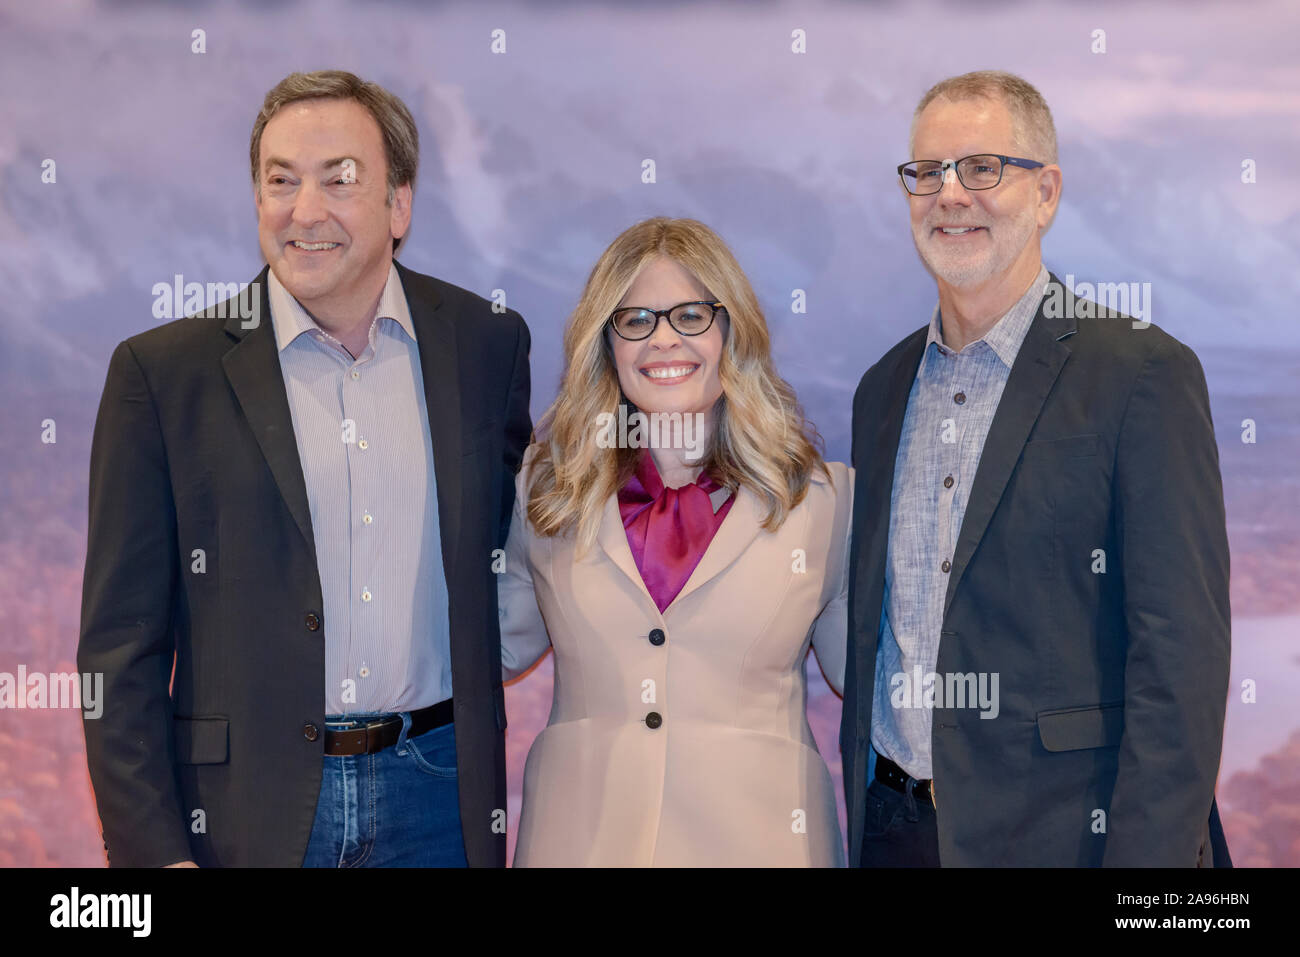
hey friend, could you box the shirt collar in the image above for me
[923,264,1050,369]
[267,261,416,353]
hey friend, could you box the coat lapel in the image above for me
[597,494,657,608]
[942,274,1078,617]
[670,486,763,607]
[596,477,765,615]
[395,262,462,568]
[221,266,316,554]
[855,329,927,629]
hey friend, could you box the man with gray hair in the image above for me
[842,70,1231,866]
[79,70,531,867]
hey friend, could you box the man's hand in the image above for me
[164,861,198,868]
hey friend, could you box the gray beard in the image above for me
[912,207,1037,287]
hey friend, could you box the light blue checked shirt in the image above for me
[871,265,1050,779]
[268,263,452,716]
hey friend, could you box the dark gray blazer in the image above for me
[78,261,531,867]
[842,272,1231,866]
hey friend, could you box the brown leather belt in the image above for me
[874,749,934,806]
[323,698,454,756]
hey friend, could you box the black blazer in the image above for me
[842,273,1232,866]
[78,261,531,867]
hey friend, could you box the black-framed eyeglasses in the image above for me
[607,301,724,341]
[897,153,1044,195]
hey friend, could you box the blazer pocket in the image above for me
[1021,432,1101,461]
[1036,703,1123,752]
[173,716,230,765]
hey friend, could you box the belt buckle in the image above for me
[364,715,400,750]
[327,714,400,754]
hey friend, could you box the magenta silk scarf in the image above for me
[617,449,735,612]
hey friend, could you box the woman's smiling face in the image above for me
[608,255,726,419]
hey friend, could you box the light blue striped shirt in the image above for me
[872,265,1050,779]
[268,263,451,716]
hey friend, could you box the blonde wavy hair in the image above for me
[527,216,829,553]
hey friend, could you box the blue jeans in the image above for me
[301,711,467,867]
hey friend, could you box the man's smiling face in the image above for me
[255,97,410,312]
[907,96,1042,288]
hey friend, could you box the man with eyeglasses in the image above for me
[841,70,1232,866]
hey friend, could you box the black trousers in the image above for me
[859,776,941,868]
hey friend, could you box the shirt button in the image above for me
[358,439,369,450]
[941,559,952,573]
[304,612,321,631]
[954,392,966,405]
[302,723,319,742]
[943,475,954,489]
[648,628,666,646]
[350,369,360,379]
[361,589,372,602]
[362,512,373,525]
[358,665,370,678]
[646,712,663,729]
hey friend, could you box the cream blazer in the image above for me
[500,449,852,866]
